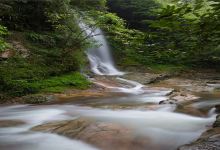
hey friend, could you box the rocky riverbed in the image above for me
[0,70,220,150]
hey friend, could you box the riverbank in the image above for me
[2,69,219,105]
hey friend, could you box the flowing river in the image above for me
[0,25,219,150]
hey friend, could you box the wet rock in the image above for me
[179,115,220,150]
[179,137,220,150]
[171,92,199,102]
[213,115,220,128]
[176,106,205,117]
[159,91,199,106]
[215,105,220,113]
[32,118,92,135]
[159,99,177,105]
[148,73,173,84]
[32,118,154,150]
[123,72,172,85]
[23,94,55,104]
[0,120,25,127]
[155,78,216,92]
[56,91,108,101]
[207,83,220,89]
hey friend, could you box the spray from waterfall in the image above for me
[79,23,124,76]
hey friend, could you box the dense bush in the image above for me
[0,0,93,98]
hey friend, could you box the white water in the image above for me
[79,23,216,149]
[0,106,100,150]
[0,105,216,150]
[92,77,145,94]
[80,23,124,76]
[0,23,218,150]
[80,22,151,94]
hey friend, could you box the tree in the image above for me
[107,0,159,30]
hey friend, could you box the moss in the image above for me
[30,72,91,93]
[1,72,91,97]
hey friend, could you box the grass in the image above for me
[30,72,91,93]
[147,64,188,73]
[0,72,91,97]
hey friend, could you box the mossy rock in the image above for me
[23,94,55,104]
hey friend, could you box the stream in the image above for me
[0,25,219,150]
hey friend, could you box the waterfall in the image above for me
[79,22,145,93]
[79,23,124,76]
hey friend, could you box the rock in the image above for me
[159,91,199,106]
[122,72,172,85]
[56,91,108,101]
[32,118,154,150]
[11,41,29,58]
[163,91,200,105]
[0,49,14,59]
[176,106,205,117]
[171,92,200,102]
[213,115,220,128]
[159,99,177,105]
[0,120,25,127]
[179,115,220,150]
[23,94,55,104]
[178,128,220,150]
[32,118,92,136]
[215,105,220,113]
[0,41,29,59]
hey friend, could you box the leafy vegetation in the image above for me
[0,0,96,99]
[107,0,220,69]
[0,25,10,52]
[0,0,219,102]
[107,0,159,30]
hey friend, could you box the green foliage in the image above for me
[0,0,219,101]
[26,32,56,48]
[0,0,51,31]
[0,25,10,52]
[147,3,198,64]
[148,64,187,73]
[105,0,220,69]
[31,72,91,91]
[70,0,106,10]
[0,0,94,100]
[147,0,220,67]
[107,0,159,30]
[45,0,83,49]
[88,11,147,66]
[0,59,91,96]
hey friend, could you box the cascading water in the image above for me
[80,23,124,76]
[80,22,148,93]
[0,21,218,150]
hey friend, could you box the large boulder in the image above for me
[32,118,154,150]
